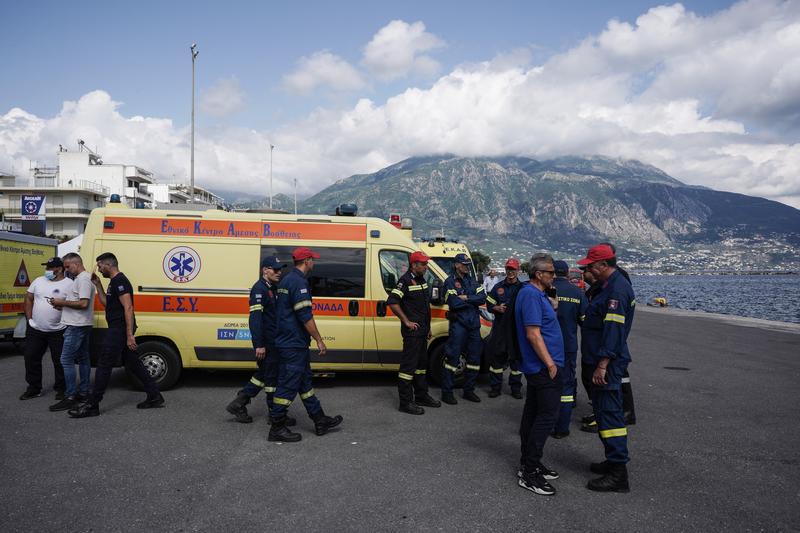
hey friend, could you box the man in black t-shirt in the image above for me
[69,252,163,418]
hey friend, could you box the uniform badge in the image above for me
[497,287,505,296]
[455,281,462,289]
[300,288,308,294]
[608,299,619,310]
[255,294,262,301]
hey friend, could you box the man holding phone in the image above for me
[514,253,564,496]
[19,257,72,401]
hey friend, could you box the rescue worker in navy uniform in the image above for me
[386,251,442,415]
[551,260,588,438]
[485,258,524,399]
[225,256,296,425]
[577,244,635,492]
[268,247,343,442]
[441,253,486,404]
[580,248,637,433]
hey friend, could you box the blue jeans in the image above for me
[60,325,92,397]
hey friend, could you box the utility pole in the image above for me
[269,144,275,209]
[190,43,198,203]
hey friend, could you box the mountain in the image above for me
[299,155,800,270]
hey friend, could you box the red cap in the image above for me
[505,258,520,270]
[292,247,320,261]
[576,244,615,266]
[409,251,430,264]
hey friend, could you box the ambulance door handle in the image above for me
[348,300,359,317]
[376,301,387,317]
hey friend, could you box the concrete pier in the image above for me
[0,308,797,531]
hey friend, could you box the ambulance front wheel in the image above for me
[428,342,465,388]
[127,340,182,391]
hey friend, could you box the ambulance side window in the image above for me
[260,246,365,298]
[379,250,409,294]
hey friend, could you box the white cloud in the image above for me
[282,51,365,94]
[200,77,245,117]
[362,20,445,81]
[2,1,800,209]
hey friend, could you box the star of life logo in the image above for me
[163,246,201,283]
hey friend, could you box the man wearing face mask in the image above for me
[19,257,72,401]
[69,252,163,418]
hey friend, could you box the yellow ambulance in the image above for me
[418,237,478,280]
[82,202,491,389]
[1,232,57,344]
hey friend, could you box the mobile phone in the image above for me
[545,287,557,298]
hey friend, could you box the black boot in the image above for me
[399,402,424,415]
[226,391,253,423]
[462,390,481,403]
[268,415,297,426]
[590,460,611,474]
[587,463,630,492]
[511,389,523,399]
[441,392,458,405]
[312,410,343,436]
[268,418,302,442]
[414,393,441,408]
[488,389,501,398]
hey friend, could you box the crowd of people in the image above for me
[18,242,635,497]
[387,244,636,496]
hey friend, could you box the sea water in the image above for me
[631,274,800,324]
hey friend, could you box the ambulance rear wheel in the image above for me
[429,342,465,388]
[126,341,182,391]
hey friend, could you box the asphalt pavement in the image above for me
[0,307,798,532]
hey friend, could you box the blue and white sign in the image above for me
[162,246,201,283]
[21,195,46,221]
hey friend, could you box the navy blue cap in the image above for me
[42,257,63,268]
[553,260,569,276]
[454,253,471,265]
[260,256,286,270]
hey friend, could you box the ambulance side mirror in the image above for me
[430,279,445,306]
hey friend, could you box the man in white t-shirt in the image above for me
[48,252,96,411]
[483,269,501,293]
[20,257,73,401]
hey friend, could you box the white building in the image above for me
[54,145,154,209]
[146,183,225,209]
[0,173,109,238]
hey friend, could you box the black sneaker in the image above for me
[517,464,559,480]
[581,413,595,424]
[441,393,457,405]
[518,470,556,496]
[137,393,165,409]
[462,390,481,403]
[580,420,598,433]
[54,390,66,401]
[551,431,570,439]
[19,390,42,401]
[488,389,501,398]
[68,403,100,418]
[511,389,523,399]
[49,397,79,412]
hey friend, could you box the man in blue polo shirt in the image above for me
[514,253,564,496]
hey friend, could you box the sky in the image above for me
[1,0,799,208]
